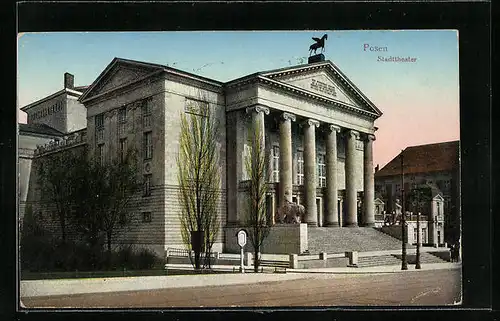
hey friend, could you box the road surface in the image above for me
[22,269,461,308]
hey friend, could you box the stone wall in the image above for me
[66,95,87,133]
[224,223,308,254]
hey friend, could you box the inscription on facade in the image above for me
[184,98,209,116]
[310,79,337,97]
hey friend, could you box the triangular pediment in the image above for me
[80,58,165,102]
[433,194,444,201]
[261,61,382,117]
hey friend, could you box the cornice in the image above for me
[257,77,380,120]
[20,89,80,112]
[264,61,382,118]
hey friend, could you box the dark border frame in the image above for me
[2,1,492,320]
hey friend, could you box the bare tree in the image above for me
[244,122,270,273]
[177,98,221,270]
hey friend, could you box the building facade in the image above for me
[20,57,383,256]
[374,141,460,246]
[19,73,88,219]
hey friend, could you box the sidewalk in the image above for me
[21,262,461,298]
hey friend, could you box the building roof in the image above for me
[74,85,89,92]
[375,140,459,177]
[79,57,224,103]
[20,87,87,112]
[19,123,64,137]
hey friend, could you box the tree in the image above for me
[37,150,80,242]
[244,122,270,273]
[71,156,108,257]
[177,99,221,270]
[409,185,432,269]
[100,148,141,253]
[70,148,140,265]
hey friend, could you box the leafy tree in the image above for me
[71,148,140,254]
[177,99,221,270]
[100,148,141,253]
[244,121,270,273]
[36,150,81,242]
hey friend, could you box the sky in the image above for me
[17,30,460,168]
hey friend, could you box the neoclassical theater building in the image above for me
[19,56,382,255]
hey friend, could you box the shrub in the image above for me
[136,248,157,270]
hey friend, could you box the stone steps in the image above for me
[307,227,413,254]
[357,255,402,267]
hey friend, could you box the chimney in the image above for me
[64,72,74,89]
[375,164,379,173]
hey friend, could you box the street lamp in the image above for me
[400,150,408,270]
[410,184,422,269]
[416,208,421,269]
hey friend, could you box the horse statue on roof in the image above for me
[309,34,328,56]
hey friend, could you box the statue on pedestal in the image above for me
[309,34,328,56]
[384,199,402,226]
[275,199,305,224]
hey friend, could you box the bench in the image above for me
[257,260,289,273]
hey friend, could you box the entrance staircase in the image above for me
[307,227,414,254]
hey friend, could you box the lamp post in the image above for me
[416,208,421,269]
[401,150,408,270]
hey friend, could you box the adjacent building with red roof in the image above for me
[374,141,460,246]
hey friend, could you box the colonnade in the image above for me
[246,106,375,227]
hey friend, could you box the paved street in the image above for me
[22,269,461,308]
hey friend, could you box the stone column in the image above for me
[279,112,295,207]
[325,124,341,227]
[362,134,376,227]
[345,129,359,227]
[304,119,320,226]
[246,106,269,154]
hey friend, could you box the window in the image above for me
[437,202,441,215]
[143,174,152,197]
[142,99,152,128]
[243,143,252,180]
[422,228,427,243]
[119,138,127,162]
[297,150,304,185]
[118,107,127,137]
[444,180,451,191]
[119,212,127,225]
[413,228,418,242]
[96,143,105,165]
[95,114,104,141]
[376,205,380,215]
[118,107,127,123]
[142,212,152,223]
[143,131,153,159]
[395,184,401,195]
[272,146,280,183]
[317,153,326,187]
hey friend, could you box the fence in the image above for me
[165,248,220,259]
